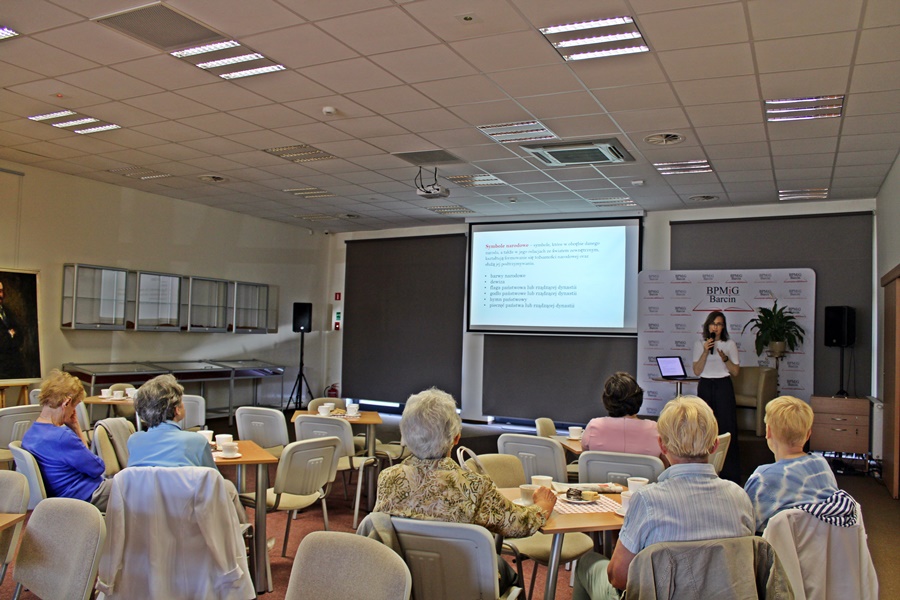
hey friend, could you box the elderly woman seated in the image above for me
[581,372,661,458]
[374,387,557,591]
[127,374,215,468]
[22,369,112,510]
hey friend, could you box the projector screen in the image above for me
[468,218,641,335]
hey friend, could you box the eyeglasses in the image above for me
[710,322,726,327]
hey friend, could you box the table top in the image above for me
[501,488,624,534]
[291,410,383,425]
[650,376,700,384]
[554,435,583,455]
[213,439,278,466]
[83,395,133,405]
[0,513,26,532]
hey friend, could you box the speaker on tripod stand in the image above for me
[288,302,313,409]
[825,305,855,397]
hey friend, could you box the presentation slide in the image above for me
[468,218,641,334]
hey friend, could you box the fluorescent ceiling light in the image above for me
[477,120,557,143]
[765,95,844,122]
[283,187,335,199]
[540,16,633,35]
[553,31,642,48]
[446,174,506,187]
[219,64,285,79]
[765,95,843,105]
[52,118,99,128]
[171,40,240,57]
[74,124,121,134]
[653,159,713,175]
[564,45,649,61]
[766,104,843,114]
[28,110,77,121]
[768,113,841,122]
[779,188,828,201]
[0,27,19,40]
[196,53,263,69]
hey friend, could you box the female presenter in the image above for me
[692,310,741,481]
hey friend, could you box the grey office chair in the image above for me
[578,451,665,486]
[708,433,732,474]
[0,405,41,469]
[0,470,28,586]
[8,441,46,510]
[497,433,568,482]
[180,394,206,431]
[235,406,289,459]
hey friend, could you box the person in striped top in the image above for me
[744,396,841,533]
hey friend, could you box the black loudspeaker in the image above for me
[292,302,312,333]
[824,306,855,347]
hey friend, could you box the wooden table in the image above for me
[501,487,625,600]
[554,435,583,455]
[214,439,278,595]
[0,512,26,532]
[291,410,384,510]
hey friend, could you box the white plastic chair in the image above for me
[235,406,289,459]
[180,394,206,431]
[708,432,732,474]
[497,433,568,482]
[13,498,106,600]
[0,405,41,468]
[0,470,28,586]
[239,436,342,557]
[285,531,411,600]
[390,516,523,599]
[28,388,40,405]
[8,441,46,510]
[294,415,377,529]
[578,451,666,486]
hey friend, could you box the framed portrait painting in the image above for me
[0,269,42,384]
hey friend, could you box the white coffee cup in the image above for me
[199,430,214,444]
[318,405,331,416]
[125,387,137,398]
[221,441,239,457]
[519,483,539,505]
[323,402,335,411]
[215,434,233,448]
[626,477,649,492]
[531,475,553,489]
[101,388,112,398]
[620,490,633,513]
[568,426,583,439]
[346,403,360,416]
[112,390,125,399]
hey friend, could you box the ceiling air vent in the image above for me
[95,3,226,52]
[520,138,634,167]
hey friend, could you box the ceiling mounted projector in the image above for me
[416,185,450,199]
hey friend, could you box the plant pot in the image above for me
[768,341,786,358]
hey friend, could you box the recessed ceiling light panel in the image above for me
[446,174,506,187]
[765,95,844,122]
[539,15,649,61]
[265,144,336,163]
[653,160,713,175]
[779,188,828,201]
[28,110,77,121]
[73,124,121,134]
[283,187,335,199]
[0,26,20,40]
[477,120,557,143]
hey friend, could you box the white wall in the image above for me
[0,160,329,410]
[875,154,900,404]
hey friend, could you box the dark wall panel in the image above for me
[342,235,466,404]
[671,212,873,397]
[482,335,637,423]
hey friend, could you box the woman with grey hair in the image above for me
[374,388,557,591]
[126,374,216,469]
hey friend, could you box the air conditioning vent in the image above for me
[520,138,634,166]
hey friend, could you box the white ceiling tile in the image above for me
[658,44,755,81]
[8,78,111,108]
[849,62,900,94]
[863,0,900,28]
[748,0,864,39]
[277,0,392,21]
[405,0,531,42]
[227,105,314,129]
[300,58,403,94]
[842,114,900,136]
[97,128,166,149]
[772,154,835,169]
[834,163,892,178]
[317,7,440,55]
[176,82,272,112]
[856,27,900,64]
[759,67,850,99]
[685,102,762,127]
[517,92,605,120]
[638,3,749,51]
[329,115,408,138]
[182,137,254,155]
[489,65,585,98]
[313,139,384,158]
[2,0,83,34]
[234,70,334,102]
[770,137,838,155]
[572,52,667,88]
[167,0,305,37]
[630,0,735,13]
[143,143,211,161]
[611,108,691,133]
[365,133,436,153]
[447,144,520,162]
[241,25,359,69]
[449,101,534,127]
[113,55,219,90]
[224,129,308,149]
[694,123,767,145]
[57,68,163,101]
[843,90,900,116]
[540,114,620,139]
[130,120,211,142]
[387,109,471,133]
[450,31,562,73]
[511,0,632,29]
[100,148,173,166]
[420,128,491,148]
[754,32,857,73]
[838,132,900,152]
[370,45,478,84]
[286,96,375,120]
[417,75,508,106]
[766,118,841,140]
[274,122,353,144]
[346,86,439,115]
[14,140,85,159]
[182,155,249,172]
[592,84,679,112]
[835,149,898,166]
[672,76,759,105]
[713,156,774,171]
[718,170,774,183]
[0,61,52,89]
[125,92,218,119]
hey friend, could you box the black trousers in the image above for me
[697,376,741,483]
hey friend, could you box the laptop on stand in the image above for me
[655,356,690,380]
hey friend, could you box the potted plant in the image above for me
[742,300,806,357]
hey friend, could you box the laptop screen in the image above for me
[656,356,687,378]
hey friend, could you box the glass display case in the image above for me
[229,281,269,334]
[61,264,130,330]
[186,277,229,332]
[135,271,183,331]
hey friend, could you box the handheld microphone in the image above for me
[707,332,716,355]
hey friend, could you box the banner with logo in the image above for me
[637,269,815,416]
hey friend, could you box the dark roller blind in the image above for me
[482,334,637,423]
[671,212,873,397]
[342,234,466,404]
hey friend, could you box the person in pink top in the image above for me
[581,372,660,458]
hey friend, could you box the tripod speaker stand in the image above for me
[287,302,313,410]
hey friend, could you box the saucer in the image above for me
[615,507,627,517]
[213,452,242,459]
[560,496,596,504]
[567,436,582,441]
[99,394,111,399]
